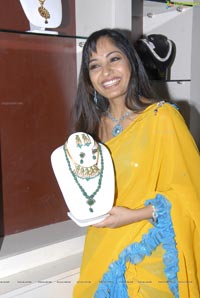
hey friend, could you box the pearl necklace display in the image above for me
[106,110,132,137]
[63,139,104,213]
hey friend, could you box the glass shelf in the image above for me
[0,28,87,40]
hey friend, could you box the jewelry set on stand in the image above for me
[51,132,115,227]
[63,133,104,213]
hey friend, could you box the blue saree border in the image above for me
[94,194,179,298]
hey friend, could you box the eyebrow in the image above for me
[89,50,122,64]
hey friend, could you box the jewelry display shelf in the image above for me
[0,24,87,237]
[0,28,87,39]
[0,25,88,286]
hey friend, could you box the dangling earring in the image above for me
[94,90,98,104]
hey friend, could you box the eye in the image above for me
[89,63,100,71]
[110,56,121,63]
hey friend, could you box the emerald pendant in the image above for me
[63,143,104,213]
[87,198,96,206]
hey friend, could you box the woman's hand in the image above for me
[93,204,153,228]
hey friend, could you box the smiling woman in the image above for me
[74,29,156,142]
[88,38,131,103]
[88,37,133,141]
[72,29,200,298]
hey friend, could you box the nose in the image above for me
[101,63,112,76]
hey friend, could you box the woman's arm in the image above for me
[93,204,153,228]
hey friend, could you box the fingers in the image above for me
[92,207,114,227]
[92,208,120,228]
[93,215,111,228]
[92,206,131,228]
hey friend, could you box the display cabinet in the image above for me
[133,0,200,148]
[0,0,87,236]
[0,0,134,237]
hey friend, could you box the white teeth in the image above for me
[102,78,120,87]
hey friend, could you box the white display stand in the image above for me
[19,0,62,34]
[51,133,115,227]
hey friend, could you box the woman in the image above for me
[72,29,200,297]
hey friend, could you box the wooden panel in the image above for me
[0,146,3,237]
[0,0,28,31]
[0,0,76,236]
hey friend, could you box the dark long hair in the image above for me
[72,28,158,139]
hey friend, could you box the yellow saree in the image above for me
[73,102,200,298]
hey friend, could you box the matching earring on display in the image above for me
[75,135,82,148]
[82,134,91,146]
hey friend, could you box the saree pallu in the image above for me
[73,102,200,298]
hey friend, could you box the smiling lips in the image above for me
[102,78,121,88]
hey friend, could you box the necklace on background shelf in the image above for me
[106,110,133,137]
[38,0,50,24]
[63,143,104,213]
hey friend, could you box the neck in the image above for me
[108,105,131,119]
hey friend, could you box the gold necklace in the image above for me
[64,142,100,180]
[38,0,50,24]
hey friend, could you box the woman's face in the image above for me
[88,37,131,103]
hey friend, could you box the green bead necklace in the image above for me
[63,144,104,213]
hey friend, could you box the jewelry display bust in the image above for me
[19,0,62,34]
[51,133,115,227]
